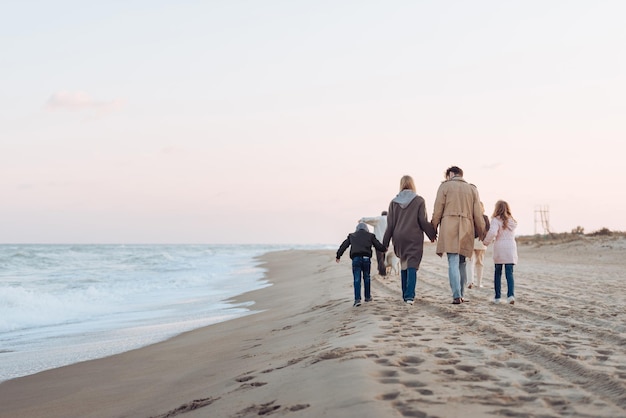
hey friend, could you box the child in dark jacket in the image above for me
[336,222,387,307]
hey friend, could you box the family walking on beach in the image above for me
[336,165,518,307]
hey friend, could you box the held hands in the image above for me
[335,258,340,263]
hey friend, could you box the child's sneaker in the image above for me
[507,296,515,305]
[365,298,372,302]
[353,300,362,307]
[493,298,501,304]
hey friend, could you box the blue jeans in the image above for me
[460,255,467,296]
[494,264,515,299]
[400,267,417,301]
[352,256,371,301]
[447,253,467,299]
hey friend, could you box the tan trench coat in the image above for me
[431,177,486,258]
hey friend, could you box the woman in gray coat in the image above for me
[383,175,437,305]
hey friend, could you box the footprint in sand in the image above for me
[455,364,476,372]
[153,397,217,417]
[436,359,460,366]
[375,358,393,366]
[400,380,427,388]
[378,391,401,401]
[397,355,425,366]
[521,381,545,394]
[239,382,267,388]
[236,401,310,416]
[434,351,455,359]
[379,370,399,377]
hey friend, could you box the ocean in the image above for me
[0,243,332,382]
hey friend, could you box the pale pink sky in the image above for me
[1,1,625,244]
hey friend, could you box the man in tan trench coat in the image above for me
[431,166,486,304]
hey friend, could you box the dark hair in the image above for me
[445,166,463,177]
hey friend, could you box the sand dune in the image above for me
[1,238,625,417]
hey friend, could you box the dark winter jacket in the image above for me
[336,225,387,260]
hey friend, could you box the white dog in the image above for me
[385,243,400,276]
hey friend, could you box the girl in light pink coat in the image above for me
[483,200,518,304]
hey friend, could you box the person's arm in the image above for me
[431,185,445,230]
[482,218,499,246]
[373,236,387,253]
[336,237,351,261]
[382,204,394,248]
[472,189,486,240]
[418,201,437,242]
[359,217,379,227]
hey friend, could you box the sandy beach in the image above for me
[1,237,626,418]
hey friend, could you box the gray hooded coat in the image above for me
[383,190,437,269]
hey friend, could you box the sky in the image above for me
[1,1,625,244]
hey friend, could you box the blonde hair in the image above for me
[399,175,416,192]
[492,200,515,230]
